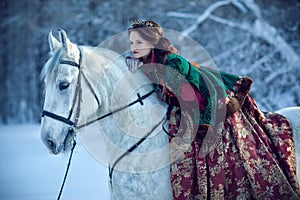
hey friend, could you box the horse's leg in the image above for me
[276,107,300,183]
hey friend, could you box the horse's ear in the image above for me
[58,28,78,58]
[58,29,70,48]
[48,30,61,53]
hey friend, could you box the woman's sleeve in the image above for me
[165,55,190,98]
[165,54,208,109]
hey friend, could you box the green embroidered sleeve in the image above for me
[165,54,241,125]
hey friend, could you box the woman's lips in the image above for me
[133,51,138,54]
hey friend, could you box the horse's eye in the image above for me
[59,82,70,90]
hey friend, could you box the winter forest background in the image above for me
[0,0,299,124]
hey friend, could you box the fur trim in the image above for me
[226,76,254,116]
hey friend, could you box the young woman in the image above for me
[126,20,300,199]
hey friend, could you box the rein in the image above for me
[77,88,156,129]
[57,133,76,200]
[108,116,166,187]
[41,48,159,200]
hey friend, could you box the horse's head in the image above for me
[40,29,91,154]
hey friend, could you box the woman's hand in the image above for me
[125,56,143,72]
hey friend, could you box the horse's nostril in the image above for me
[68,128,74,135]
[47,139,56,150]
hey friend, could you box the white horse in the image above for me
[40,29,300,199]
[40,29,173,199]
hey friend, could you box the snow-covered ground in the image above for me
[0,124,110,200]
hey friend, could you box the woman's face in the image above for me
[129,31,154,59]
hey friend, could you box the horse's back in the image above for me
[276,106,300,182]
[276,107,300,137]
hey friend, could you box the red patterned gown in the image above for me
[155,54,300,200]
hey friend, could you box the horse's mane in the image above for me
[40,48,63,83]
[79,46,128,88]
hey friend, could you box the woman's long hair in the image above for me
[128,20,171,64]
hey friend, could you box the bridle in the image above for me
[41,49,100,129]
[41,48,156,130]
[41,48,101,200]
[41,47,161,200]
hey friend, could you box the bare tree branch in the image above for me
[248,51,278,73]
[265,68,286,84]
[167,0,299,68]
[208,15,250,31]
[253,19,299,67]
[242,0,299,67]
[166,12,198,19]
[232,1,247,13]
[209,15,300,67]
[181,0,234,36]
[240,0,262,18]
[213,38,250,62]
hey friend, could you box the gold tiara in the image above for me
[130,20,155,29]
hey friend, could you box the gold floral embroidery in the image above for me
[169,96,300,199]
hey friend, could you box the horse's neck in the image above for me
[82,45,167,134]
[81,46,162,112]
[79,46,170,171]
[79,46,123,115]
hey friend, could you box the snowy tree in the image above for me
[0,0,299,123]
